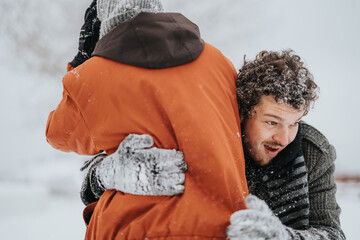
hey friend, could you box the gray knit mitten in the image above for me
[227,195,291,240]
[95,134,187,196]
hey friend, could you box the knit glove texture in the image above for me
[227,195,291,240]
[96,134,187,196]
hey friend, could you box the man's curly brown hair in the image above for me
[236,50,319,118]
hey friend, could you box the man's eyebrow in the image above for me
[263,114,283,121]
[264,114,303,123]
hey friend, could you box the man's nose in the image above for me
[272,127,290,146]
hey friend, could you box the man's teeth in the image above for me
[265,145,278,151]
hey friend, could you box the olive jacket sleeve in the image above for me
[287,123,346,239]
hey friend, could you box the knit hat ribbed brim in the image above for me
[97,0,164,38]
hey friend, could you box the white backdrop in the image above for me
[0,0,359,239]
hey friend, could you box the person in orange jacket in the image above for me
[67,1,189,206]
[46,0,248,239]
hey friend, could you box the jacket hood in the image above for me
[92,12,205,69]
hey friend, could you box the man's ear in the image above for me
[243,110,256,122]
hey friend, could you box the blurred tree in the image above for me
[0,0,88,75]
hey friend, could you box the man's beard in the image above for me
[242,135,283,166]
[242,135,261,163]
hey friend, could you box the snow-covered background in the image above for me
[0,0,359,239]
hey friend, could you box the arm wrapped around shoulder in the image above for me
[80,134,187,205]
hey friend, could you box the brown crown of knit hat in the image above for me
[97,0,164,38]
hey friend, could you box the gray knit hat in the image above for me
[97,0,164,38]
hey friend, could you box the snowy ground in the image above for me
[0,183,86,240]
[336,182,360,240]
[0,181,359,240]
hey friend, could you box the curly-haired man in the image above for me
[226,50,345,239]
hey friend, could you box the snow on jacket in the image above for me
[46,12,248,240]
[247,122,345,239]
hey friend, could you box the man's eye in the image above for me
[291,122,300,127]
[266,121,277,126]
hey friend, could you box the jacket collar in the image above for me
[92,12,205,69]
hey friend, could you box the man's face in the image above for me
[242,95,305,166]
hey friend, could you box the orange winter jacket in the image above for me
[46,12,248,239]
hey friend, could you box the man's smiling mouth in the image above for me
[264,144,281,155]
